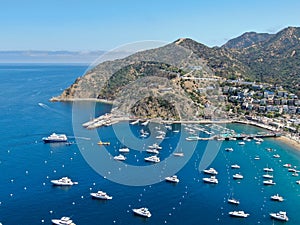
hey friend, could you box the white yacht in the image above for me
[114,154,126,161]
[263,180,276,185]
[225,148,234,152]
[273,154,280,158]
[144,155,160,163]
[233,173,243,179]
[132,207,151,218]
[283,163,292,168]
[296,180,300,184]
[203,168,218,175]
[270,194,284,202]
[263,174,274,179]
[203,176,218,184]
[130,119,140,125]
[51,177,78,186]
[254,156,260,160]
[51,216,76,225]
[119,147,130,153]
[231,164,240,169]
[288,168,297,172]
[264,167,274,172]
[229,211,249,218]
[238,142,245,145]
[165,175,179,183]
[140,129,149,138]
[43,133,67,143]
[146,149,159,154]
[141,120,150,126]
[228,198,240,205]
[90,191,112,200]
[185,136,201,141]
[173,152,184,157]
[270,211,288,221]
[155,134,165,139]
[148,143,162,150]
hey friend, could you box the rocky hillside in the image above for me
[223,32,274,49]
[176,26,300,95]
[226,27,300,94]
[54,26,300,119]
[131,96,179,120]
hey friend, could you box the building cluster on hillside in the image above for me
[223,80,300,115]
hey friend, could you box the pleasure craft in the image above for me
[273,154,280,158]
[113,154,126,161]
[51,177,78,186]
[51,217,76,225]
[238,142,245,145]
[283,163,292,168]
[43,133,67,143]
[141,120,150,126]
[148,143,162,150]
[231,164,240,169]
[263,180,276,185]
[185,136,201,141]
[140,129,149,138]
[97,141,110,145]
[130,119,140,125]
[132,207,151,218]
[165,175,179,183]
[119,147,130,153]
[203,168,218,175]
[155,134,165,139]
[225,148,234,152]
[270,194,284,202]
[270,211,288,221]
[233,173,243,179]
[264,167,274,172]
[173,152,184,157]
[228,198,240,205]
[146,149,159,154]
[229,211,249,218]
[90,191,112,200]
[263,174,274,179]
[203,176,218,184]
[144,155,160,163]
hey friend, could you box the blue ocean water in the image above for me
[1,64,300,225]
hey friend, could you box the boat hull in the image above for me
[132,209,151,218]
[51,180,74,186]
[43,139,67,143]
[90,193,112,200]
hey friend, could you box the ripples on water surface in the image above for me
[0,64,300,225]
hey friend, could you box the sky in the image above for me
[1,0,300,51]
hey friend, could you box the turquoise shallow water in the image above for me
[0,64,300,225]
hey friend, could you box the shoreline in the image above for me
[276,135,300,150]
[50,97,300,150]
[50,97,114,104]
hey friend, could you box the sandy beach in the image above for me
[276,135,300,150]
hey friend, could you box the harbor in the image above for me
[81,113,283,141]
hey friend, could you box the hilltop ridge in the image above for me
[53,26,300,119]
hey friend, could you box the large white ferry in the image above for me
[43,133,67,143]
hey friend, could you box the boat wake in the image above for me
[68,136,91,140]
[38,102,66,117]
